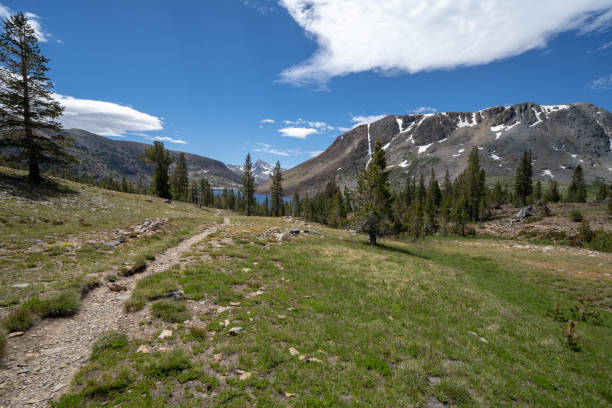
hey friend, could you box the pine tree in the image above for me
[141,141,173,199]
[291,190,301,217]
[354,139,392,245]
[241,153,255,216]
[492,181,504,207]
[270,161,283,217]
[567,165,587,203]
[0,13,74,182]
[534,180,542,201]
[427,168,441,207]
[544,180,561,202]
[461,147,486,221]
[170,152,189,200]
[514,150,533,206]
[595,183,607,202]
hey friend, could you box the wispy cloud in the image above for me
[350,114,386,126]
[279,127,318,139]
[0,5,52,42]
[241,0,276,14]
[590,73,612,89]
[254,143,293,156]
[597,41,612,50]
[278,0,612,85]
[56,94,164,137]
[150,136,187,144]
[413,107,437,114]
[260,118,275,124]
[308,150,324,157]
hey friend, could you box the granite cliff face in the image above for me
[258,102,612,194]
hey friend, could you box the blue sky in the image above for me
[3,0,612,167]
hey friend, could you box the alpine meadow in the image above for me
[1,2,611,407]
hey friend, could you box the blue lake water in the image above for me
[213,189,288,204]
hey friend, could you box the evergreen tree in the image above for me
[427,168,441,207]
[514,150,533,206]
[0,13,74,182]
[270,161,283,217]
[241,153,255,216]
[354,139,392,245]
[534,180,542,201]
[291,190,301,217]
[492,181,504,207]
[463,147,486,221]
[567,165,587,203]
[595,183,607,202]
[170,152,189,200]
[544,180,561,202]
[141,141,173,199]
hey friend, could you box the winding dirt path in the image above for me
[0,222,223,407]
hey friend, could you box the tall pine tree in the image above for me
[567,165,587,203]
[241,153,255,216]
[270,160,283,217]
[0,13,74,182]
[170,152,189,200]
[354,139,392,245]
[141,141,173,199]
[514,150,533,206]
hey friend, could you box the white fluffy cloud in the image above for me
[279,126,318,138]
[260,118,275,124]
[0,4,51,42]
[414,107,437,113]
[151,136,187,144]
[56,95,164,137]
[279,0,612,84]
[254,143,292,156]
[351,114,386,126]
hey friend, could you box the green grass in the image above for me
[54,217,611,407]
[151,300,191,323]
[2,308,35,332]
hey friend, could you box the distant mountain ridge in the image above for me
[62,129,241,187]
[227,159,285,185]
[258,102,612,195]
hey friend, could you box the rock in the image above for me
[298,354,307,361]
[104,241,121,247]
[8,331,24,338]
[277,232,292,242]
[426,396,446,408]
[427,376,441,385]
[11,283,31,289]
[136,345,150,354]
[239,371,252,380]
[276,314,286,320]
[306,357,323,363]
[242,268,251,272]
[216,306,231,313]
[41,347,64,355]
[229,302,241,306]
[213,353,223,361]
[116,235,127,243]
[228,327,242,336]
[224,319,230,327]
[164,290,183,300]
[164,199,171,204]
[284,392,296,398]
[289,347,300,356]
[158,330,173,339]
[108,284,128,292]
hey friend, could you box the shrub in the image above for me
[79,278,100,298]
[123,296,145,312]
[188,326,207,341]
[38,290,81,318]
[569,209,583,222]
[356,354,391,376]
[561,320,580,351]
[546,302,567,322]
[92,331,128,358]
[578,220,594,244]
[570,296,603,325]
[82,368,133,397]
[145,349,191,378]
[151,300,191,323]
[105,274,117,282]
[588,229,612,253]
[3,308,35,332]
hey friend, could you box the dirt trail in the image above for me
[0,223,221,407]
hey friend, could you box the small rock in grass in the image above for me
[214,353,223,361]
[289,347,300,356]
[287,307,296,312]
[228,327,242,336]
[276,314,286,320]
[284,392,296,398]
[306,357,323,363]
[136,345,150,354]
[298,354,307,361]
[242,268,251,272]
[224,319,230,327]
[230,302,241,306]
[158,329,172,339]
[108,284,127,292]
[427,376,441,386]
[8,332,24,338]
[239,371,252,380]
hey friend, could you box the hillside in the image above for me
[258,102,612,195]
[0,167,610,407]
[62,129,241,188]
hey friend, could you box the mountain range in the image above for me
[257,102,612,195]
[227,160,284,185]
[61,129,241,188]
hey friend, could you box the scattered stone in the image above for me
[224,319,230,327]
[242,268,251,272]
[11,283,31,288]
[158,329,173,339]
[104,240,121,247]
[289,347,300,356]
[230,302,241,306]
[427,376,441,386]
[108,283,128,292]
[277,232,292,242]
[276,314,286,320]
[52,383,68,392]
[8,331,24,338]
[306,357,323,363]
[284,392,296,398]
[468,331,489,343]
[216,306,231,313]
[158,346,171,352]
[298,354,307,361]
[239,371,252,380]
[213,353,223,361]
[426,396,445,408]
[40,347,64,355]
[228,327,242,336]
[287,307,296,312]
[136,345,150,354]
[164,290,183,300]
[164,199,171,204]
